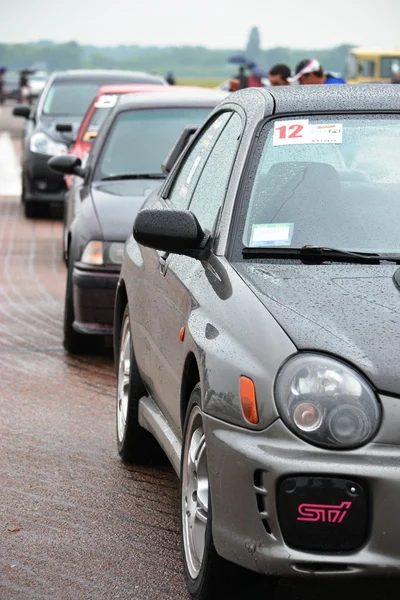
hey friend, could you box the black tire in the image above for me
[21,177,26,204]
[24,200,37,218]
[116,305,163,463]
[63,252,92,354]
[181,384,278,600]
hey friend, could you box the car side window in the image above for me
[188,112,242,233]
[168,112,232,210]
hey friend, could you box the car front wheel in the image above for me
[181,384,278,599]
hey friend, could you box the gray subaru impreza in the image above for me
[114,84,400,599]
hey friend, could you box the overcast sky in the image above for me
[1,0,399,49]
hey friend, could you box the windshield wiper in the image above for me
[242,245,400,263]
[101,173,166,181]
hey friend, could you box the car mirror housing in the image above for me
[48,154,86,178]
[13,104,31,119]
[133,209,208,257]
[55,123,73,133]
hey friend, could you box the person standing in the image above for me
[268,64,291,86]
[235,66,248,89]
[166,71,176,85]
[288,59,346,84]
[0,69,5,105]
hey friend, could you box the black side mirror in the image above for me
[162,124,198,174]
[56,123,73,133]
[13,104,30,119]
[133,209,208,258]
[48,154,86,178]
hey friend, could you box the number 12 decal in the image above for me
[273,120,309,146]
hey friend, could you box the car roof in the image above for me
[95,83,170,96]
[115,88,228,110]
[50,69,166,84]
[217,84,400,116]
[96,84,220,96]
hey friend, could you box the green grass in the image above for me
[176,77,224,88]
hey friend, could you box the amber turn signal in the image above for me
[240,376,259,424]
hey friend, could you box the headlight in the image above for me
[80,241,125,266]
[274,353,381,449]
[30,132,68,156]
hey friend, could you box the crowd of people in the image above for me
[229,57,347,91]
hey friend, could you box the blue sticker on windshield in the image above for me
[250,223,294,247]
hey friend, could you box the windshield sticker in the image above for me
[250,223,294,247]
[273,120,343,145]
[95,94,119,108]
[307,123,343,144]
[273,120,309,146]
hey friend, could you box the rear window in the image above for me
[240,115,400,254]
[42,82,100,116]
[81,94,120,143]
[94,107,212,180]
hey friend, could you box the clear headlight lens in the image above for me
[274,353,381,449]
[30,132,68,156]
[80,241,125,266]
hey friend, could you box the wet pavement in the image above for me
[0,104,398,599]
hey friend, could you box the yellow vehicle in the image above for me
[345,48,400,83]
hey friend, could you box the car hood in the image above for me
[91,179,162,241]
[234,262,400,394]
[36,115,82,144]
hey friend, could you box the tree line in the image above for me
[0,40,353,78]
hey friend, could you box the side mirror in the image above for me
[13,104,31,119]
[48,154,86,178]
[162,124,198,174]
[133,209,208,257]
[56,123,73,133]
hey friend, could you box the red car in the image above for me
[66,84,214,187]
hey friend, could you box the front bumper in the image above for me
[24,150,67,205]
[204,402,400,577]
[72,264,120,335]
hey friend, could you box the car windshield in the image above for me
[42,82,100,116]
[241,115,400,254]
[81,94,120,143]
[94,107,212,179]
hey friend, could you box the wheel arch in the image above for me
[113,279,128,369]
[180,352,201,430]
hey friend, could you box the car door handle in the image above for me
[158,252,169,276]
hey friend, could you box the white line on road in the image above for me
[0,131,21,196]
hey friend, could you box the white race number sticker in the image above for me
[273,120,309,145]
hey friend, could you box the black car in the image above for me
[48,89,226,354]
[2,72,20,102]
[12,69,167,218]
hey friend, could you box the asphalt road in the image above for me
[0,103,399,600]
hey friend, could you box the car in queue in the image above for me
[113,84,400,599]
[48,89,226,355]
[64,83,197,190]
[12,69,167,218]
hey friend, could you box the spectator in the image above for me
[269,64,291,86]
[247,72,264,87]
[235,66,248,89]
[166,71,176,85]
[228,78,240,92]
[288,59,346,84]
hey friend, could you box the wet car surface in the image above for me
[0,105,399,599]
